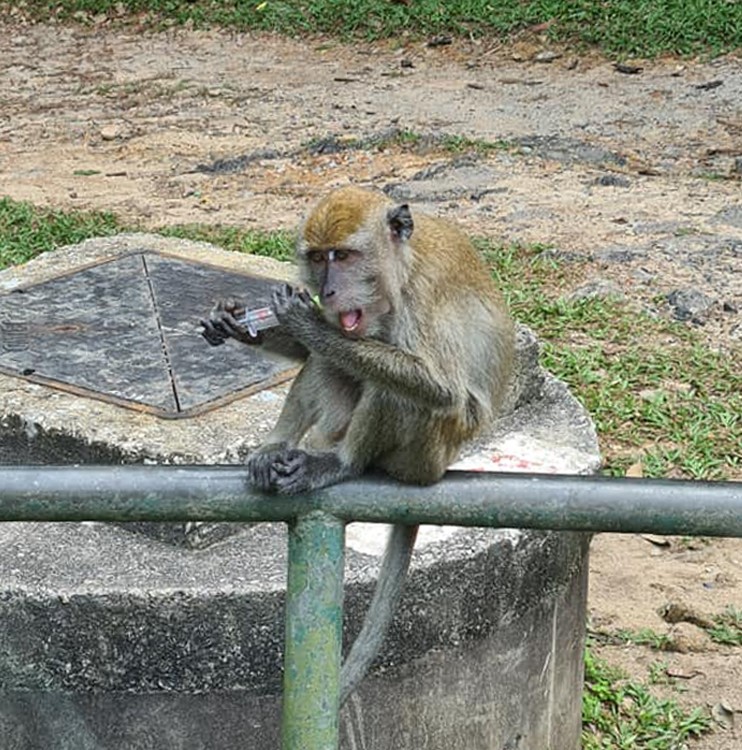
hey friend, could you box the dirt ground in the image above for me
[1,20,741,748]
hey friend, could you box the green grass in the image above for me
[0,198,295,268]
[481,241,741,481]
[5,0,741,58]
[582,647,711,749]
[707,606,742,646]
[0,197,121,269]
[613,628,673,651]
[302,130,512,157]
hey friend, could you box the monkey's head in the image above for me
[297,187,414,339]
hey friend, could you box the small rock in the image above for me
[711,703,735,731]
[695,79,724,91]
[659,600,715,629]
[100,124,123,141]
[595,246,640,263]
[614,62,643,75]
[632,268,655,284]
[668,622,714,653]
[666,288,715,321]
[534,51,561,63]
[595,174,630,188]
[427,34,452,48]
[567,279,624,302]
[723,301,738,314]
[713,205,742,228]
[733,157,742,176]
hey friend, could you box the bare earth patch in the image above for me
[1,21,741,747]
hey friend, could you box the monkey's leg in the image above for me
[265,387,382,495]
[246,366,318,490]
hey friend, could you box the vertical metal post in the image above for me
[282,511,345,750]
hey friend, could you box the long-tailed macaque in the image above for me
[203,186,515,701]
[206,186,515,494]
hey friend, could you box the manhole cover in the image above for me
[0,249,298,418]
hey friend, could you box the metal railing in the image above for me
[1,465,741,749]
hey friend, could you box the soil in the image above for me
[1,20,741,748]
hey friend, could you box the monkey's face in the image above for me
[297,187,414,339]
[300,247,389,339]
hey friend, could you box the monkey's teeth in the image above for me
[340,310,362,331]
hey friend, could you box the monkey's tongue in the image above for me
[339,310,362,332]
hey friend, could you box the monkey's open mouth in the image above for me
[339,310,362,333]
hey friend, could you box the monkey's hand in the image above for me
[271,284,322,341]
[200,298,264,347]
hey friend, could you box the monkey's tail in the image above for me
[339,523,418,705]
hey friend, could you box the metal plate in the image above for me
[0,250,298,418]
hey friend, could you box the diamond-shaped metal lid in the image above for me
[0,250,297,418]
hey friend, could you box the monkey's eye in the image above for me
[307,250,324,264]
[332,249,349,262]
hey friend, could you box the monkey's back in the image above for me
[406,211,514,430]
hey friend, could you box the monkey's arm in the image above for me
[272,286,460,410]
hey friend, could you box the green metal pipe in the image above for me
[0,466,740,538]
[282,512,345,750]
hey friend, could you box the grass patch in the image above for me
[5,0,741,58]
[481,241,741,481]
[0,197,122,269]
[303,129,512,158]
[613,628,673,651]
[582,647,711,749]
[707,606,742,646]
[0,198,295,267]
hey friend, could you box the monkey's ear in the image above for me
[387,204,414,242]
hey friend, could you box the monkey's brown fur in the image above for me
[244,186,514,493]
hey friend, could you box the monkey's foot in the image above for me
[266,448,315,495]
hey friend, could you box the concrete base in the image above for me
[0,523,589,750]
[0,235,600,749]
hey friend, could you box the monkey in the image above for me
[203,186,514,702]
[205,186,515,495]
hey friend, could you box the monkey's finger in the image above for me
[271,286,292,316]
[214,297,246,317]
[271,449,306,476]
[271,460,300,477]
[297,289,314,307]
[247,455,275,491]
[199,320,227,346]
[271,284,290,301]
[215,313,244,337]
